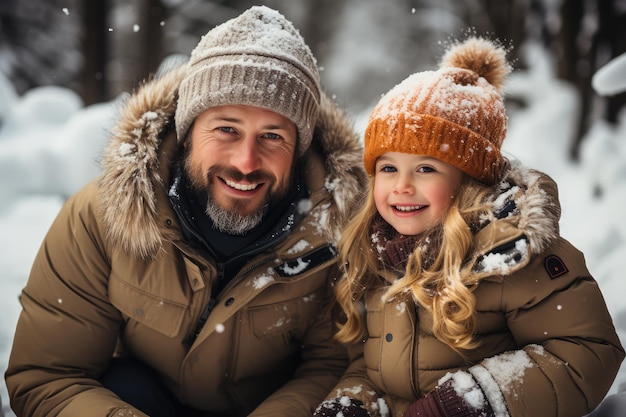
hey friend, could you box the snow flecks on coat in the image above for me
[248,268,276,289]
[465,349,539,416]
[496,161,561,256]
[99,65,185,260]
[307,203,332,237]
[302,293,317,303]
[313,93,368,241]
[469,365,510,417]
[467,163,562,277]
[287,239,311,254]
[370,397,390,417]
[335,384,364,397]
[325,176,341,193]
[281,214,296,234]
[478,239,529,274]
[118,142,137,162]
[114,408,142,416]
[395,301,407,315]
[489,185,521,219]
[297,198,313,215]
[280,257,311,276]
[267,315,293,333]
[482,349,535,395]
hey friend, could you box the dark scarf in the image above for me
[169,163,309,262]
[371,215,441,273]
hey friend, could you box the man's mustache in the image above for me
[206,166,275,184]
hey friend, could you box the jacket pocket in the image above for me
[248,289,323,339]
[109,274,187,337]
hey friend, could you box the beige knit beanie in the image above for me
[363,36,511,184]
[175,6,321,157]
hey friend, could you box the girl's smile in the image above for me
[373,152,464,236]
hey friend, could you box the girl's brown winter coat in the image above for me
[329,165,624,417]
[5,66,367,417]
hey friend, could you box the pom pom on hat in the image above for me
[440,36,510,92]
[175,6,321,156]
[363,36,512,184]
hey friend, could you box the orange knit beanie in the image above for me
[363,36,511,185]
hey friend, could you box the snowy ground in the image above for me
[1,45,625,416]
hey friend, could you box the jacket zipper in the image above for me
[190,297,217,344]
[217,253,277,295]
[188,263,225,345]
[188,245,336,345]
[188,254,275,346]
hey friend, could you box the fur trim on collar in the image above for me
[98,66,366,259]
[496,160,561,254]
[474,160,562,274]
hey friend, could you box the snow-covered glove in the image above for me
[404,371,495,417]
[313,396,371,417]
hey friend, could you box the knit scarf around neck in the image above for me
[371,215,441,273]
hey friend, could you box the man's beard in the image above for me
[184,157,290,235]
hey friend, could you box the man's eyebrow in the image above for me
[263,124,290,130]
[209,115,240,123]
[207,116,289,130]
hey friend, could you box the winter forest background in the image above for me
[1,0,626,416]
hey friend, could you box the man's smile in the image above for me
[222,178,262,192]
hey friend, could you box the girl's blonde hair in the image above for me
[334,174,497,350]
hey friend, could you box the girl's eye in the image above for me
[418,166,436,173]
[379,165,397,173]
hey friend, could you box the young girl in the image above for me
[313,36,624,417]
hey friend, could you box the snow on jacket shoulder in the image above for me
[5,65,368,417]
[326,162,625,417]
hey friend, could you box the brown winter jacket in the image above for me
[5,65,367,417]
[326,164,624,417]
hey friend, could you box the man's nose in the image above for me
[230,136,262,174]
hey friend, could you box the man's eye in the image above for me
[218,126,236,133]
[263,132,281,140]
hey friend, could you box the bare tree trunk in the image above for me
[0,0,83,95]
[476,0,528,66]
[558,0,592,160]
[556,0,625,160]
[596,0,626,124]
[106,0,166,99]
[80,0,109,105]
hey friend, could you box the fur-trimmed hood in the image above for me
[331,160,622,417]
[473,160,562,275]
[98,65,366,259]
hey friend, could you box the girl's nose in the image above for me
[393,174,415,194]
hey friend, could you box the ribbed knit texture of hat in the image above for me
[175,6,321,157]
[363,37,511,184]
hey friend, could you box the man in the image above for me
[5,6,366,417]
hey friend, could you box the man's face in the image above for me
[184,104,298,234]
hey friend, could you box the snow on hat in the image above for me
[363,36,511,184]
[175,5,321,157]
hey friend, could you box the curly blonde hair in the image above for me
[334,175,499,350]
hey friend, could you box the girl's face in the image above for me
[373,152,465,236]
